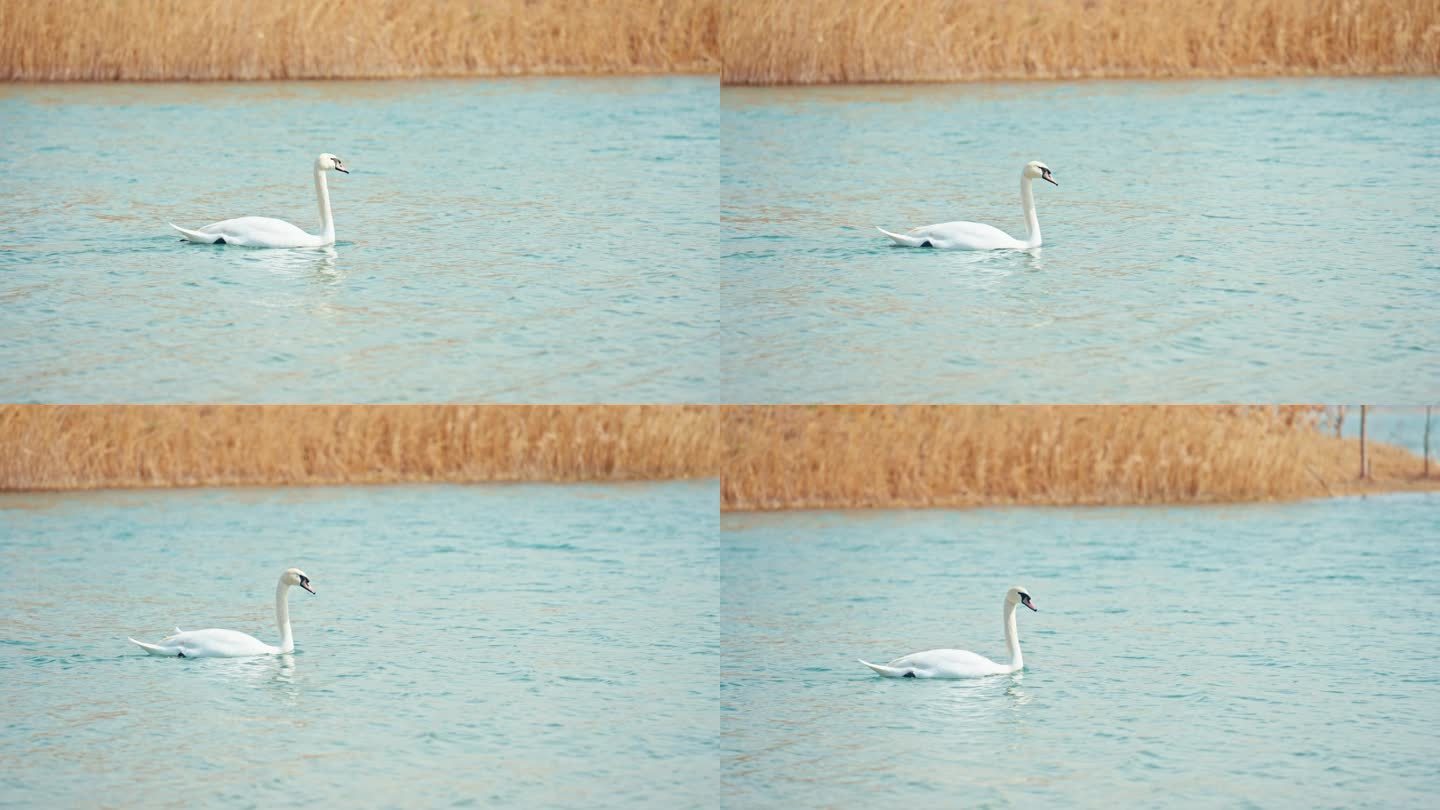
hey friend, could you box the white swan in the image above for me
[877,161,1057,250]
[128,568,316,658]
[170,153,348,248]
[859,586,1036,678]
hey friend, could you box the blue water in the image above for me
[0,77,718,402]
[722,78,1440,402]
[721,494,1440,807]
[0,482,719,807]
[1334,406,1438,458]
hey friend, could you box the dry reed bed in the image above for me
[723,0,1440,84]
[0,405,719,491]
[0,0,718,81]
[721,406,1433,511]
[3,406,1429,506]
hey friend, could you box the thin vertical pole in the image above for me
[1359,405,1369,480]
[1426,406,1432,478]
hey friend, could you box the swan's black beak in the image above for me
[334,166,349,174]
[1021,595,1036,611]
[1042,173,1057,187]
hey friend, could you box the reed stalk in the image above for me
[0,0,719,81]
[721,405,1435,511]
[722,0,1440,85]
[4,406,1430,507]
[0,405,720,490]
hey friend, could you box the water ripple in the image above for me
[721,78,1440,401]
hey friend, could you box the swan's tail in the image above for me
[858,658,910,678]
[129,637,173,656]
[169,223,220,244]
[876,226,927,247]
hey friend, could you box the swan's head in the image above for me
[315,153,349,174]
[282,568,316,595]
[1007,586,1036,611]
[1024,161,1057,186]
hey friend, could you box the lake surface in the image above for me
[1337,406,1437,457]
[722,78,1440,402]
[721,494,1440,807]
[0,77,718,402]
[0,481,719,807]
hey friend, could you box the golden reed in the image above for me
[0,405,720,490]
[0,0,718,81]
[3,406,1429,505]
[721,406,1435,511]
[722,0,1440,85]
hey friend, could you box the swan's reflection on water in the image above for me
[1004,674,1034,710]
[206,654,301,704]
[237,245,351,318]
[928,248,1034,291]
[238,245,340,281]
[922,671,1034,721]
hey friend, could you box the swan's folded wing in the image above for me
[159,628,276,657]
[923,649,992,665]
[858,658,911,677]
[172,217,321,248]
[910,220,1020,250]
[876,226,928,247]
[129,637,175,656]
[170,223,222,243]
[884,648,998,675]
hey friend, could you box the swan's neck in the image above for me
[1019,174,1041,248]
[1003,601,1023,672]
[275,580,294,654]
[314,169,335,244]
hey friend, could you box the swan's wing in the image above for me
[887,649,991,668]
[878,649,1002,678]
[164,628,275,657]
[906,220,1021,250]
[876,226,929,247]
[859,658,912,677]
[170,223,222,243]
[129,637,178,656]
[172,217,320,248]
